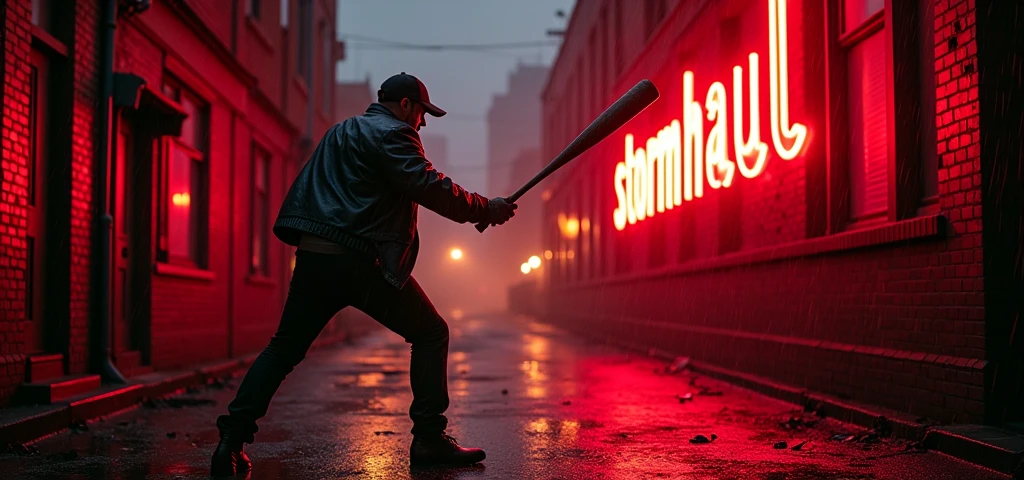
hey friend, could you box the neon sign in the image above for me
[613,0,807,231]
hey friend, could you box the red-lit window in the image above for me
[841,0,888,222]
[159,79,209,268]
[251,143,271,276]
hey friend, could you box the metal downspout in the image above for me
[94,0,127,384]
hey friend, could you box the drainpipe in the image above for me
[93,0,127,384]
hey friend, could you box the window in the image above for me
[246,0,261,19]
[280,0,289,27]
[251,143,271,276]
[297,0,310,77]
[841,0,888,222]
[160,79,210,268]
[917,0,937,202]
[321,20,332,113]
[31,0,53,33]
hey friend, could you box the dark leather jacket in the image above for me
[273,103,490,289]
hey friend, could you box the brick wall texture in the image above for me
[0,0,345,407]
[540,0,993,424]
[1,0,32,402]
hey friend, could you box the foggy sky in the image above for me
[336,0,575,194]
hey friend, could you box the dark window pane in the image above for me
[847,31,889,219]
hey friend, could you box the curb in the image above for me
[922,425,1024,477]
[0,332,351,447]
[605,341,1021,476]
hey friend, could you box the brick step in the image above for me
[16,375,102,405]
[114,350,153,377]
[26,354,65,383]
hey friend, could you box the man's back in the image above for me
[272,103,490,288]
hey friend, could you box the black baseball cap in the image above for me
[377,72,447,117]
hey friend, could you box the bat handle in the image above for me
[475,222,489,233]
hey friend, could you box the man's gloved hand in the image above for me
[486,197,518,226]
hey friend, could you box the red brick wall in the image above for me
[541,0,987,424]
[1,0,32,402]
[70,0,100,375]
[0,0,348,407]
[0,0,99,401]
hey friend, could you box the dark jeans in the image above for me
[216,249,450,443]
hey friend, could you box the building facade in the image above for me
[0,0,345,407]
[540,0,1022,427]
[484,63,549,311]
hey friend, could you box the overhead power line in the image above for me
[340,33,561,51]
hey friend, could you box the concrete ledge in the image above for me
[923,425,1024,477]
[0,332,351,447]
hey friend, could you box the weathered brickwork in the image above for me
[0,0,344,406]
[540,0,991,424]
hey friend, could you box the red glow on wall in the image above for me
[613,0,808,231]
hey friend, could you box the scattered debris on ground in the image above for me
[689,434,718,444]
[779,415,819,430]
[791,440,810,451]
[774,441,788,449]
[677,393,694,403]
[142,396,216,409]
[373,431,396,436]
[3,443,39,455]
[69,419,89,432]
[665,356,690,374]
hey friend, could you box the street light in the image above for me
[528,255,541,269]
[450,248,464,260]
[521,263,531,274]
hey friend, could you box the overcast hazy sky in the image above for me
[336,0,575,192]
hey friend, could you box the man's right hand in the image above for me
[486,197,518,226]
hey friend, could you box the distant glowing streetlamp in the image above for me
[521,263,531,274]
[544,250,553,260]
[450,248,464,260]
[528,255,541,269]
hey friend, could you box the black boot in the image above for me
[410,433,486,467]
[210,434,252,477]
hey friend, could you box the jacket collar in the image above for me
[365,103,398,119]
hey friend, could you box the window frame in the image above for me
[250,142,272,277]
[158,78,210,269]
[825,0,931,233]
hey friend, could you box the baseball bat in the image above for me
[475,79,660,233]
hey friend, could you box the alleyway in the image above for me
[1,314,1009,479]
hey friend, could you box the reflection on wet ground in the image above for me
[1,313,1009,479]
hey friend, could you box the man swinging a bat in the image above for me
[210,73,517,476]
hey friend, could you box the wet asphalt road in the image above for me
[1,313,1010,479]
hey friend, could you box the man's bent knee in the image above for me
[411,317,449,347]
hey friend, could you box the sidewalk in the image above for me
[0,331,353,449]
[1,313,1014,479]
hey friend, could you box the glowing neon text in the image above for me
[613,0,807,231]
